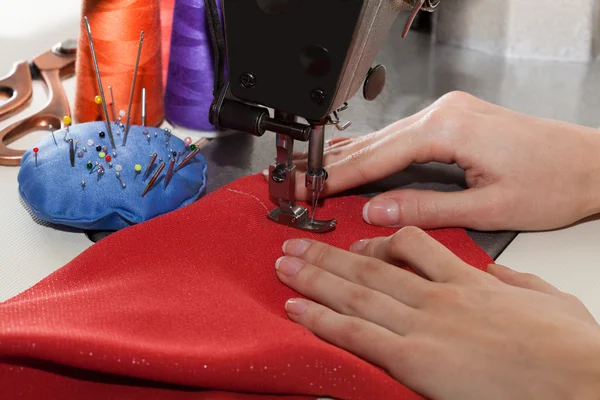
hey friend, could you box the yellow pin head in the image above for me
[63,116,72,126]
[94,95,102,105]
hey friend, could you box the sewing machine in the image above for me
[206,0,440,233]
[1,0,600,323]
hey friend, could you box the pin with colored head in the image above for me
[63,115,71,141]
[117,110,125,123]
[116,110,126,134]
[89,161,100,174]
[48,124,57,146]
[116,172,126,188]
[164,128,172,148]
[134,163,142,180]
[179,136,193,162]
[97,165,105,181]
[94,95,102,105]
[33,147,38,167]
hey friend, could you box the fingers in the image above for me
[282,238,431,308]
[350,227,478,283]
[264,91,492,199]
[362,188,502,230]
[275,256,418,334]
[293,110,462,201]
[487,264,562,295]
[327,137,352,146]
[284,298,405,373]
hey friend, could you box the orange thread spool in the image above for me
[75,0,164,127]
[160,0,175,88]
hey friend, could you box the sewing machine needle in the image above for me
[310,189,320,225]
[141,87,146,126]
[164,157,175,189]
[69,139,75,167]
[143,153,157,181]
[122,31,144,146]
[142,161,165,197]
[175,148,201,172]
[84,16,116,149]
[108,86,116,122]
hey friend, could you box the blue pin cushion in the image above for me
[18,122,207,231]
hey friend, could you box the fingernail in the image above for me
[350,239,370,253]
[362,202,371,224]
[275,256,304,277]
[262,169,268,176]
[364,199,399,226]
[285,298,309,315]
[282,239,311,257]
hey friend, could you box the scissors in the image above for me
[0,39,76,166]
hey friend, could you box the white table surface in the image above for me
[1,1,599,323]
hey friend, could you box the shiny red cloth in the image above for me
[0,175,492,399]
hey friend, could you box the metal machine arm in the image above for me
[205,0,442,233]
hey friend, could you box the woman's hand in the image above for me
[275,227,600,400]
[269,92,600,231]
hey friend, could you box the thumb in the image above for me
[362,188,498,230]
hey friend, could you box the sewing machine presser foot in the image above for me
[268,206,336,233]
[268,160,336,233]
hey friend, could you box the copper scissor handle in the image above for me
[0,61,33,120]
[0,42,76,166]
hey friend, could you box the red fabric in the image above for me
[0,174,492,399]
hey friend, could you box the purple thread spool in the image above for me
[164,0,223,132]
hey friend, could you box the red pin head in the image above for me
[33,147,39,153]
[105,155,112,162]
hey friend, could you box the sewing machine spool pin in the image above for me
[0,40,76,166]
